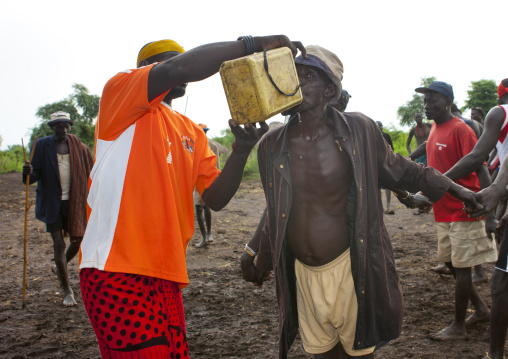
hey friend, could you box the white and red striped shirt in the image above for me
[496,104,508,163]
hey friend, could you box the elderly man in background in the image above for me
[22,111,93,307]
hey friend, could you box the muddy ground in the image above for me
[0,171,502,358]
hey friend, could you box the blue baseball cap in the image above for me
[415,81,454,100]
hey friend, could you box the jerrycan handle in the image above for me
[263,49,301,97]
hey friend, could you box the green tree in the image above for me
[397,76,436,127]
[212,128,235,150]
[29,84,100,149]
[463,79,498,113]
[384,126,409,157]
[0,144,25,173]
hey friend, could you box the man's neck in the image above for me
[433,113,455,126]
[296,109,331,141]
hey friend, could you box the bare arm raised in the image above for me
[147,36,306,102]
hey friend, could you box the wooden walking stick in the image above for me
[21,137,37,309]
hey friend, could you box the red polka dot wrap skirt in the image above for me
[80,268,189,359]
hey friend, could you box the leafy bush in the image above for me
[384,126,409,157]
[0,145,25,174]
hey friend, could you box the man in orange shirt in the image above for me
[79,36,305,359]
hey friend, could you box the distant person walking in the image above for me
[22,111,93,306]
[377,121,396,214]
[194,123,220,248]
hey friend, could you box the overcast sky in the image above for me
[1,0,507,150]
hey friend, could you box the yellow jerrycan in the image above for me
[220,47,302,124]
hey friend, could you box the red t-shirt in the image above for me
[426,117,480,222]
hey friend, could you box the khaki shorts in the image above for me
[295,248,375,356]
[437,220,497,268]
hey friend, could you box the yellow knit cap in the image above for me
[137,40,185,67]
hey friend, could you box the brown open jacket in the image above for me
[251,109,453,358]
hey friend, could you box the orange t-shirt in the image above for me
[80,64,220,288]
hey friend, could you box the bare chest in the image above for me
[288,134,352,194]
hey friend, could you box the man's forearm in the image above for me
[248,208,267,251]
[157,41,246,84]
[201,150,250,211]
[444,152,485,181]
[149,36,302,102]
[476,164,492,189]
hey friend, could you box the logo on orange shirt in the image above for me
[167,138,172,164]
[181,136,194,154]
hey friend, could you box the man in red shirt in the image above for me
[419,81,498,341]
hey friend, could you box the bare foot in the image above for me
[430,263,452,275]
[195,239,207,248]
[465,310,490,327]
[63,289,77,307]
[206,234,214,243]
[429,324,466,341]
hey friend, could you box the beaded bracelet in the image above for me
[244,244,257,257]
[237,35,255,55]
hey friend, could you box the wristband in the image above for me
[401,191,411,200]
[237,35,255,55]
[244,244,257,257]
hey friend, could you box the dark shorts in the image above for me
[46,200,69,233]
[80,268,189,359]
[496,228,508,272]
